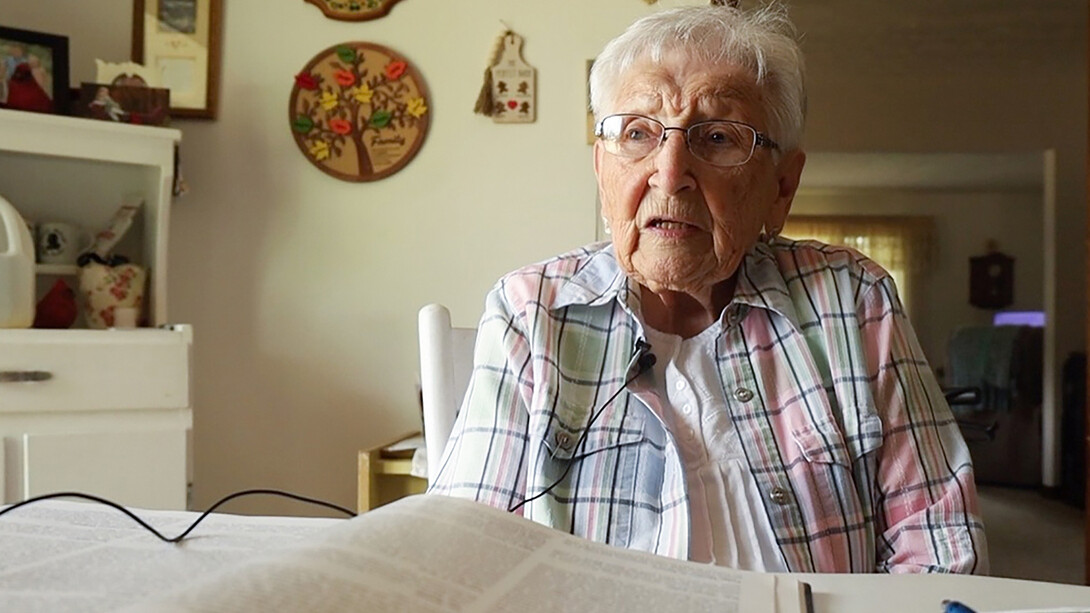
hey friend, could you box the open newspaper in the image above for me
[0,498,341,612]
[119,494,810,613]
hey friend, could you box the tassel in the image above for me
[474,30,511,116]
[473,67,494,116]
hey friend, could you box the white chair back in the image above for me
[418,303,477,484]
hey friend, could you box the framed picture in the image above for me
[76,82,171,126]
[303,0,407,21]
[132,0,222,120]
[0,26,70,115]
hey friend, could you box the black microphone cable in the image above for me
[508,342,656,513]
[0,489,357,544]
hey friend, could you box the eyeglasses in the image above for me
[594,114,779,167]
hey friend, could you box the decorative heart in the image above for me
[507,100,518,109]
[78,262,147,328]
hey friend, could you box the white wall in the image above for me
[7,0,1085,515]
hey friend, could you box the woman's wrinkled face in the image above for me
[594,52,804,296]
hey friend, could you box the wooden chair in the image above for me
[417,303,477,485]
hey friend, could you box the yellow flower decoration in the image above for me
[319,91,340,111]
[351,84,374,104]
[308,139,330,161]
[406,97,428,118]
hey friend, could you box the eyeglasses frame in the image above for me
[594,113,780,167]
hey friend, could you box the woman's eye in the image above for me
[704,129,738,147]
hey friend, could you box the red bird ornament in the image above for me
[33,279,78,329]
[5,63,53,113]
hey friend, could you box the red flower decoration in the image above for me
[333,70,356,87]
[329,118,353,135]
[384,60,407,80]
[294,72,319,90]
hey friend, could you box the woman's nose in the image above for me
[648,130,697,193]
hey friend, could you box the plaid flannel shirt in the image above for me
[429,238,988,574]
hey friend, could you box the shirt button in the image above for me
[734,387,754,403]
[554,431,573,450]
[682,403,693,415]
[770,486,790,505]
[675,380,687,391]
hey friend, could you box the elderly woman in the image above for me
[430,3,987,574]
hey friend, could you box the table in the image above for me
[356,431,427,512]
[804,572,1090,612]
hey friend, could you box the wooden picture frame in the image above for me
[132,0,222,120]
[0,26,70,115]
[76,82,171,126]
[303,0,407,21]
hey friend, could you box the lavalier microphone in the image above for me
[508,339,655,513]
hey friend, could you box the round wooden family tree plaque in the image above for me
[303,0,405,21]
[289,42,430,182]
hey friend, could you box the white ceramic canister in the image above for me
[0,194,35,328]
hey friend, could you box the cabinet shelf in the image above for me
[35,264,79,276]
[0,108,181,327]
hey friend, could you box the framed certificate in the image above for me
[132,0,222,119]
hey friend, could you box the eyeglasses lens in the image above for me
[597,115,758,167]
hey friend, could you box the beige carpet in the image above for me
[977,485,1085,585]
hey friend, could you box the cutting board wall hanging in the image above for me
[474,31,536,123]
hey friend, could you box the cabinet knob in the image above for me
[0,371,53,383]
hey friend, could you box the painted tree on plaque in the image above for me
[289,42,430,182]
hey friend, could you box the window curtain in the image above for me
[780,216,935,314]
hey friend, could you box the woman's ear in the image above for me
[593,140,611,225]
[766,149,806,233]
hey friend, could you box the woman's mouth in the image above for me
[650,220,694,230]
[646,218,701,237]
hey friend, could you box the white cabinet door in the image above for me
[0,326,192,510]
[4,429,187,509]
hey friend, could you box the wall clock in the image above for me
[303,0,405,21]
[289,42,430,182]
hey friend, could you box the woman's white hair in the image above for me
[589,2,806,151]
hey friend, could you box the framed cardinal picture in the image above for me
[0,26,70,115]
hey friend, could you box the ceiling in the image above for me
[788,0,1085,75]
[780,0,1084,190]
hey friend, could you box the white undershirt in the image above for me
[643,322,788,571]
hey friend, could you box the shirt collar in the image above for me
[552,242,638,310]
[550,239,802,330]
[732,239,803,329]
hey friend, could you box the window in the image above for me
[780,216,935,314]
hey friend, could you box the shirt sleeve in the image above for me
[860,276,990,574]
[426,281,534,514]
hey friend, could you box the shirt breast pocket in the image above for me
[785,412,883,524]
[537,400,665,546]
